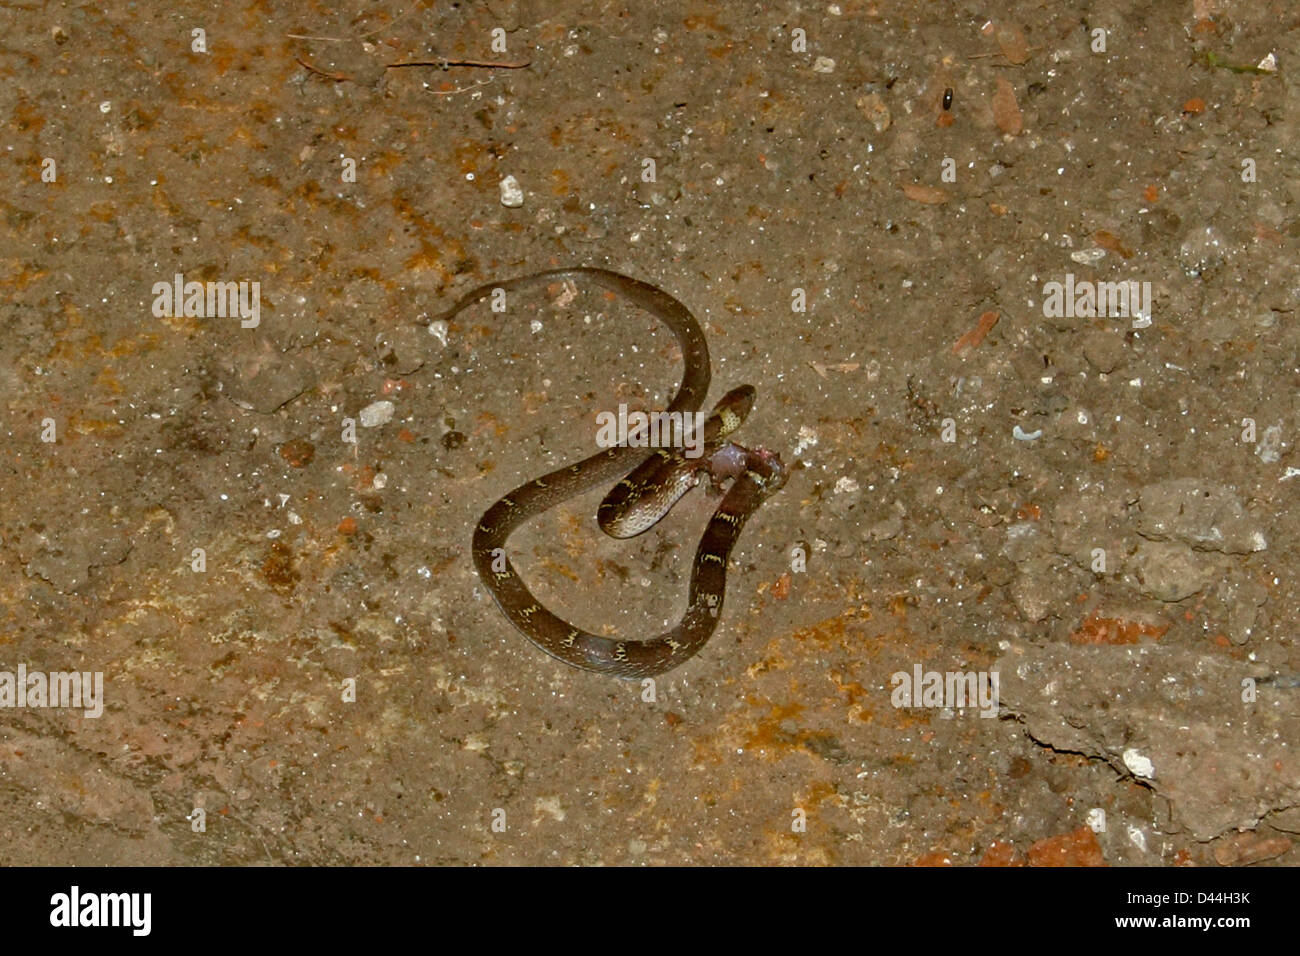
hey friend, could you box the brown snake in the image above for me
[452,267,788,678]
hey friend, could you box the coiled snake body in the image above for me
[453,268,787,678]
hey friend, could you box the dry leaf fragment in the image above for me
[808,361,861,378]
[952,311,1000,353]
[901,183,950,204]
[996,23,1031,64]
[1253,222,1285,245]
[1093,230,1133,258]
[993,77,1022,135]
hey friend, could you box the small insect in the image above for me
[942,87,953,110]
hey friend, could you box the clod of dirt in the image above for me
[1081,330,1126,373]
[1010,568,1059,621]
[1128,539,1214,602]
[14,524,131,594]
[219,351,315,414]
[1211,831,1293,866]
[998,642,1300,842]
[1137,478,1267,553]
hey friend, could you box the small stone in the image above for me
[1256,424,1284,464]
[1081,330,1125,373]
[984,557,1015,587]
[359,400,395,428]
[1178,225,1227,274]
[1130,539,1210,602]
[1268,807,1300,834]
[866,513,902,541]
[1137,479,1266,554]
[1226,601,1259,646]
[427,319,450,347]
[499,174,524,207]
[812,56,836,73]
[1222,577,1268,646]
[1126,825,1148,853]
[1122,748,1155,779]
[1011,570,1056,622]
[855,92,891,132]
[1213,832,1291,866]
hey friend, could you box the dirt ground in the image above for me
[1,1,1297,866]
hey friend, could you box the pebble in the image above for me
[499,174,524,208]
[855,93,891,132]
[1122,748,1155,779]
[866,513,902,542]
[428,318,449,347]
[359,400,395,428]
[1130,539,1210,602]
[1256,424,1283,464]
[1011,570,1056,622]
[1081,330,1125,373]
[1138,478,1266,553]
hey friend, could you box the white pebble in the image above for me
[499,174,524,208]
[1122,748,1155,779]
[1126,825,1148,853]
[359,400,395,428]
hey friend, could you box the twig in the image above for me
[427,77,496,97]
[295,55,351,81]
[967,45,1045,61]
[1205,51,1275,75]
[292,49,531,86]
[386,57,531,69]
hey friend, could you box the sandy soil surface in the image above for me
[1,1,1297,865]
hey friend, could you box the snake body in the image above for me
[455,268,787,678]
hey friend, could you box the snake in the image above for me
[450,267,788,679]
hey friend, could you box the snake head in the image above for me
[747,446,790,491]
[711,385,756,435]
